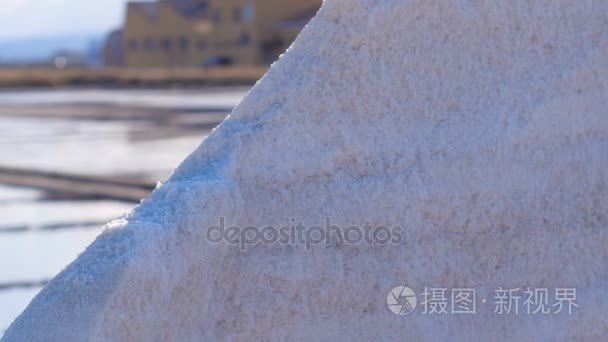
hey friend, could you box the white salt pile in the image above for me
[3,0,607,340]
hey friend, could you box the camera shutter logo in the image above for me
[387,286,417,315]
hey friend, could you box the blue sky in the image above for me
[0,0,149,39]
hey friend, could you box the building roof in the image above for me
[128,2,161,21]
[166,0,208,18]
[128,0,207,22]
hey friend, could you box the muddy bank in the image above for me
[0,67,266,89]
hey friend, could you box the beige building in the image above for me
[103,29,124,67]
[109,0,321,68]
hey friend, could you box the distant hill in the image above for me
[0,33,104,64]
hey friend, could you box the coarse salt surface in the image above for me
[3,0,607,340]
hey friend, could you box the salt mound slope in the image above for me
[4,1,608,340]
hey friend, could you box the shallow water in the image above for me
[0,119,195,332]
[0,87,246,335]
[0,288,40,336]
[0,117,204,181]
[0,185,133,335]
[0,87,248,110]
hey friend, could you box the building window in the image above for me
[179,36,190,52]
[160,38,172,51]
[203,56,233,67]
[212,9,221,24]
[144,38,155,50]
[240,32,251,46]
[128,39,138,50]
[233,7,242,22]
[243,3,254,22]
